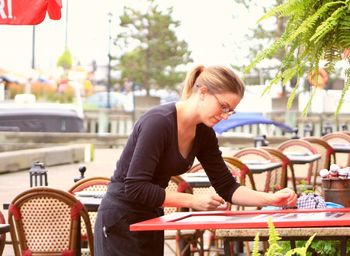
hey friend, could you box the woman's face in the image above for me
[199,90,241,127]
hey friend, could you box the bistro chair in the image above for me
[186,159,253,194]
[222,156,255,190]
[341,131,350,136]
[186,163,222,201]
[0,210,5,256]
[303,137,336,170]
[277,139,319,191]
[233,147,279,193]
[8,187,93,256]
[261,147,293,192]
[68,176,110,194]
[322,132,350,167]
[222,156,257,209]
[164,176,204,256]
[68,176,110,255]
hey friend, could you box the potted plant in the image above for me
[244,0,350,114]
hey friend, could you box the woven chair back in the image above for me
[8,187,93,256]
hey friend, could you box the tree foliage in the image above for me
[244,0,350,115]
[116,0,192,92]
[56,48,73,70]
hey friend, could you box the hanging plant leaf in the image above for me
[245,0,350,115]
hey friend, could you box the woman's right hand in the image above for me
[191,194,226,211]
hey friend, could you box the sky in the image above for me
[0,0,267,76]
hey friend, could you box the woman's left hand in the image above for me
[271,188,297,207]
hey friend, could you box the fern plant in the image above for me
[245,0,350,115]
[252,217,316,255]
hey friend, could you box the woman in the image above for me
[94,65,297,256]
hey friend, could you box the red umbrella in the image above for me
[0,0,62,25]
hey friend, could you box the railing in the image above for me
[83,109,350,138]
[84,109,134,134]
[268,111,350,137]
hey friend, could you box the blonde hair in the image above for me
[181,65,245,100]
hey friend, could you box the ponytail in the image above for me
[181,65,245,100]
[181,65,205,100]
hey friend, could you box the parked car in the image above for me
[0,102,85,132]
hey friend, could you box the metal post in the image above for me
[304,123,313,137]
[65,0,69,49]
[322,122,333,136]
[254,135,269,147]
[291,128,300,139]
[107,12,113,109]
[31,26,35,69]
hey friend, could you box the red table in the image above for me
[130,208,350,255]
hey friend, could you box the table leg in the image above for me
[340,237,347,256]
[289,164,297,193]
[289,239,296,249]
[223,238,232,256]
[312,160,319,191]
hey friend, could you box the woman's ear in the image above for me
[199,85,208,96]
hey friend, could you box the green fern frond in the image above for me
[248,0,350,115]
[288,84,299,109]
[267,217,281,245]
[257,0,298,22]
[244,38,285,73]
[252,233,261,256]
[324,47,341,73]
[339,16,350,48]
[302,87,317,116]
[284,234,316,256]
[280,41,300,69]
[304,233,317,250]
[287,68,304,109]
[266,244,284,256]
[266,218,284,255]
[262,73,283,96]
[283,2,341,46]
[335,67,350,115]
[310,5,347,44]
[282,66,299,85]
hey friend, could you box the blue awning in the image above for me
[213,112,294,134]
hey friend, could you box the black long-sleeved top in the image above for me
[109,103,240,208]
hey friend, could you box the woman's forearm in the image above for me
[162,191,194,209]
[231,186,297,208]
[231,186,274,207]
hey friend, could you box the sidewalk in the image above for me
[0,148,122,256]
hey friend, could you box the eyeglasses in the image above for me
[212,94,236,116]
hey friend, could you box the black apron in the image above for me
[94,190,164,256]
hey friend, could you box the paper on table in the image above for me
[242,160,271,165]
[75,191,106,198]
[284,151,310,156]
